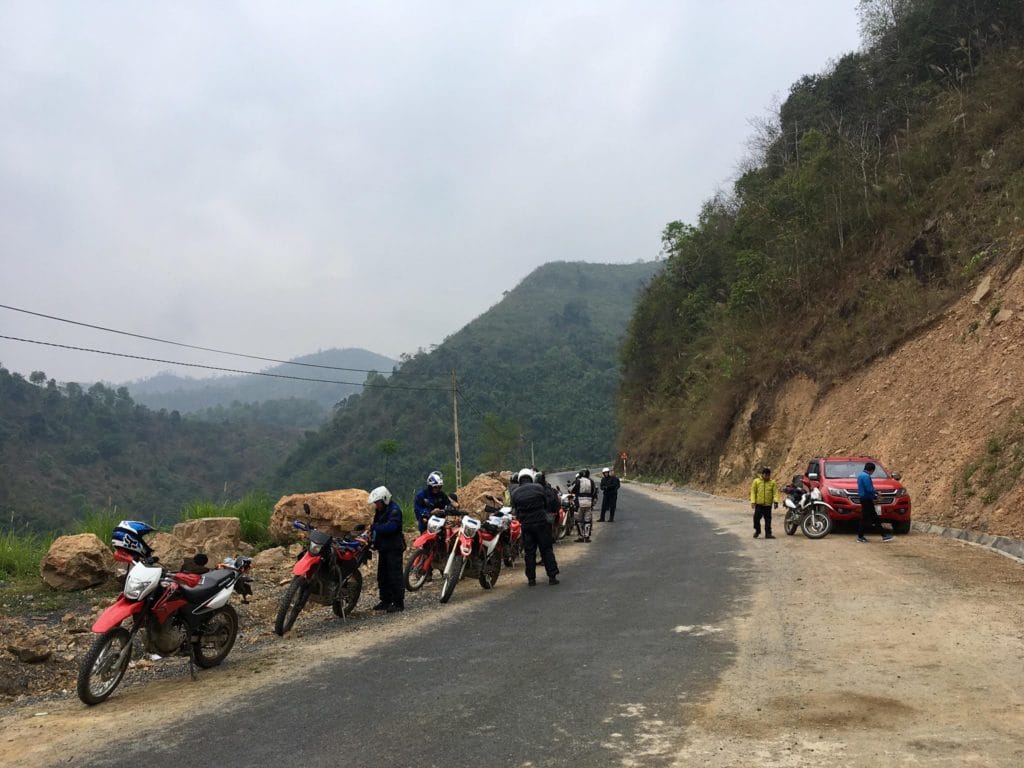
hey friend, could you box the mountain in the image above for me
[127,348,398,427]
[0,369,299,532]
[618,0,1024,491]
[274,261,660,501]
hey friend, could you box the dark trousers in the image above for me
[858,500,884,538]
[376,548,405,607]
[753,505,773,535]
[522,522,559,582]
[600,492,618,520]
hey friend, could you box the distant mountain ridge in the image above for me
[126,348,398,422]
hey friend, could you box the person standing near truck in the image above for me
[857,461,895,543]
[749,466,778,539]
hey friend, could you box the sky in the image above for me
[0,1,862,385]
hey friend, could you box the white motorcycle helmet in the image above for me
[426,471,443,488]
[368,486,392,506]
[518,467,536,483]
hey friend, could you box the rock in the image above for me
[269,489,371,543]
[7,631,52,663]
[148,532,196,569]
[971,275,992,305]
[993,309,1013,325]
[980,148,995,170]
[173,517,242,547]
[923,217,937,233]
[252,546,292,571]
[39,534,116,591]
[456,472,509,515]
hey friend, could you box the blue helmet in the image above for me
[112,520,155,557]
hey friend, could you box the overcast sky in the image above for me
[0,1,862,385]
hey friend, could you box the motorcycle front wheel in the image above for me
[479,552,502,589]
[333,570,362,617]
[784,512,798,536]
[801,506,834,539]
[403,547,431,592]
[194,605,238,668]
[274,576,311,636]
[439,553,465,604]
[77,627,132,705]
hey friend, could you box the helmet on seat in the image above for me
[426,471,443,488]
[368,486,392,506]
[518,467,535,483]
[112,520,156,558]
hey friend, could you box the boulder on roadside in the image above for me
[39,533,115,591]
[148,531,196,569]
[252,546,293,572]
[6,629,52,663]
[456,472,509,516]
[269,489,371,543]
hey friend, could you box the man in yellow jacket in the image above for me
[749,466,779,539]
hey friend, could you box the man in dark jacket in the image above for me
[511,468,560,586]
[413,471,452,533]
[599,467,621,522]
[369,485,406,612]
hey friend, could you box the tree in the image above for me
[29,371,46,386]
[375,439,400,484]
[478,414,521,471]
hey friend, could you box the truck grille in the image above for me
[848,491,897,505]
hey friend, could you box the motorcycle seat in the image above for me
[177,569,236,604]
[480,521,501,535]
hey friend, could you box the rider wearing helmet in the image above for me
[414,471,453,533]
[369,486,406,613]
[570,468,598,542]
[510,468,560,586]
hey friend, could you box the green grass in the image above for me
[0,527,51,580]
[181,491,274,549]
[75,506,124,543]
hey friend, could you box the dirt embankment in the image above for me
[714,248,1024,538]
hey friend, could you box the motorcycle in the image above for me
[77,521,253,706]
[274,503,372,636]
[438,510,510,604]
[404,506,461,591]
[556,492,576,540]
[781,482,835,539]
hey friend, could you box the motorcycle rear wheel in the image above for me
[403,547,431,592]
[801,506,834,539]
[333,570,362,617]
[193,605,238,668]
[77,627,132,705]
[274,576,311,636]
[479,553,502,589]
[439,553,464,604]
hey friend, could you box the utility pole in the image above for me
[530,441,535,467]
[452,370,462,489]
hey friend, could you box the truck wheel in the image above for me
[892,521,911,535]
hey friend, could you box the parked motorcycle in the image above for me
[556,492,576,540]
[404,506,461,591]
[781,482,835,539]
[274,503,372,636]
[438,510,509,604]
[77,520,253,705]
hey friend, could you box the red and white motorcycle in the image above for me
[77,520,253,705]
[438,509,511,604]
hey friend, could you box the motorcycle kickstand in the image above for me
[186,642,198,681]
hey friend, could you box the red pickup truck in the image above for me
[802,456,912,534]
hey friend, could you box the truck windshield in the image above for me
[824,461,889,479]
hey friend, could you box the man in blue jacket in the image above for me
[369,486,406,612]
[857,462,894,543]
[414,471,452,533]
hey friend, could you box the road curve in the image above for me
[84,483,747,768]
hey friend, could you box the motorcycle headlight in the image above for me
[124,567,160,600]
[308,541,323,555]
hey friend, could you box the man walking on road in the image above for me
[749,467,778,539]
[857,461,894,543]
[511,468,560,586]
[599,467,620,522]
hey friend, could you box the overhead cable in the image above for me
[0,335,450,392]
[0,302,429,375]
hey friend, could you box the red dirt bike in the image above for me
[404,506,461,591]
[78,523,253,705]
[439,509,519,604]
[274,503,372,636]
[558,492,578,540]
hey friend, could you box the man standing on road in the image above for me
[857,462,894,543]
[599,467,620,522]
[570,469,598,542]
[749,467,778,539]
[369,486,406,612]
[511,468,560,586]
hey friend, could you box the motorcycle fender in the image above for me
[196,586,235,613]
[411,531,436,549]
[92,597,143,633]
[292,553,322,578]
[458,536,473,557]
[816,502,837,514]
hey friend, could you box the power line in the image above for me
[0,302,430,375]
[0,335,451,392]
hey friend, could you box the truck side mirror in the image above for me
[807,472,819,481]
[892,472,902,481]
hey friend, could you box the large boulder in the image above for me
[148,532,196,570]
[39,533,115,591]
[456,472,509,516]
[269,489,371,543]
[172,517,249,563]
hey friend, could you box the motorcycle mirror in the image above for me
[303,502,312,515]
[449,492,459,502]
[807,472,819,481]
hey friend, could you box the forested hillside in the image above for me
[275,261,659,500]
[127,348,397,427]
[620,0,1024,479]
[0,366,298,531]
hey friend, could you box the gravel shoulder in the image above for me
[626,484,1024,767]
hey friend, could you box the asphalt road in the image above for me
[88,482,747,768]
